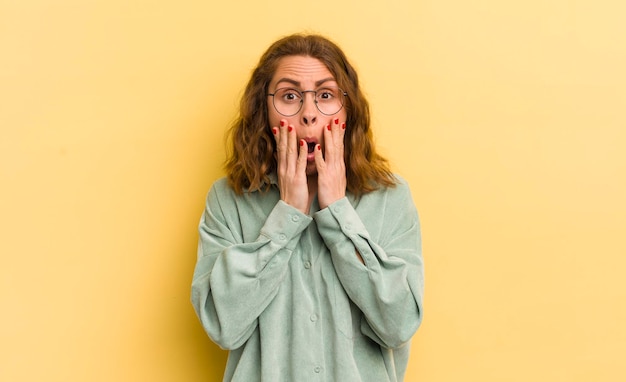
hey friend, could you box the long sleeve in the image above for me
[313,178,424,349]
[191,180,312,350]
[191,176,422,382]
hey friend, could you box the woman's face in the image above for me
[267,55,347,176]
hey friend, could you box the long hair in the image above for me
[225,33,396,196]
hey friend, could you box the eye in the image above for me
[278,88,301,103]
[317,88,337,101]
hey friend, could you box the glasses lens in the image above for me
[272,87,345,116]
[273,88,302,116]
[315,87,344,115]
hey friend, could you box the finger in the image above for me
[278,119,289,146]
[296,139,308,175]
[337,120,346,156]
[323,119,342,163]
[274,121,287,171]
[322,122,332,158]
[332,117,345,155]
[285,124,297,173]
[314,143,325,173]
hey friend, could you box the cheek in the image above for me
[340,109,348,123]
[268,108,298,128]
[323,109,348,126]
[333,109,348,129]
[267,107,280,127]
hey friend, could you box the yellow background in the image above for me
[1,0,625,381]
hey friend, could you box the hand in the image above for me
[272,120,309,214]
[315,118,347,209]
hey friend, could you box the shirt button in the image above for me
[314,366,321,373]
[310,314,318,322]
[291,215,300,222]
[332,205,342,213]
[304,261,311,269]
[343,224,351,231]
[278,234,286,241]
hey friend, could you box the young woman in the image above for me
[192,34,424,382]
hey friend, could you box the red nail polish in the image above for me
[288,126,293,132]
[300,140,304,146]
[280,121,285,127]
[272,127,277,135]
[334,118,339,125]
[317,144,321,151]
[326,124,331,131]
[341,122,346,129]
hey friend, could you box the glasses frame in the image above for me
[267,87,348,117]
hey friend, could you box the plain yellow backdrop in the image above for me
[1,0,625,381]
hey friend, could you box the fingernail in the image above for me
[288,126,293,132]
[326,124,331,131]
[317,144,321,151]
[341,122,346,129]
[280,120,285,127]
[300,139,304,147]
[334,118,339,125]
[272,127,277,135]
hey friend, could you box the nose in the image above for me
[300,91,318,126]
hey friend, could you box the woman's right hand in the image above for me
[272,120,309,214]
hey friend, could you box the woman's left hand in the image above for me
[315,118,347,209]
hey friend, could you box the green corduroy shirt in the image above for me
[191,174,424,382]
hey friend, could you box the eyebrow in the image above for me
[274,77,337,88]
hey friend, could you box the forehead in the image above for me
[270,56,336,88]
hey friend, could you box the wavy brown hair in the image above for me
[225,33,396,196]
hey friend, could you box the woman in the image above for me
[191,34,424,382]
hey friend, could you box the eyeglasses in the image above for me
[268,87,347,117]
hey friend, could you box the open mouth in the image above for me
[307,142,316,154]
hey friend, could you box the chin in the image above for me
[305,165,318,177]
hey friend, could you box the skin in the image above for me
[268,55,365,265]
[269,55,348,215]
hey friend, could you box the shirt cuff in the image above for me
[313,197,369,247]
[260,200,312,250]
